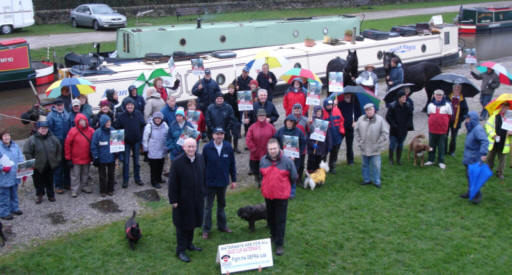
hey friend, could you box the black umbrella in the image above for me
[425,73,480,98]
[383,83,415,104]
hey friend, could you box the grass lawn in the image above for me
[29,12,458,62]
[1,137,511,273]
[1,0,505,39]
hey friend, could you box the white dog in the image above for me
[303,161,330,190]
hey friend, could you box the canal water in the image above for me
[1,31,511,139]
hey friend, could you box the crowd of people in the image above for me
[0,61,507,260]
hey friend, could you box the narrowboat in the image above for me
[457,6,512,34]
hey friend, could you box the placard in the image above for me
[465,55,477,64]
[306,81,322,106]
[186,110,201,130]
[502,110,512,131]
[191,58,204,76]
[110,129,125,153]
[177,126,200,146]
[237,90,254,111]
[217,238,273,274]
[328,72,344,92]
[283,135,300,159]
[16,159,35,178]
[310,119,329,142]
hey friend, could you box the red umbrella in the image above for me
[477,61,512,85]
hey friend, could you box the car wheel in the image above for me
[93,20,100,31]
[1,25,13,35]
[72,19,78,28]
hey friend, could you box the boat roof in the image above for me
[0,39,27,46]
[120,15,359,34]
[464,6,512,12]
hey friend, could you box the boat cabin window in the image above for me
[461,10,476,23]
[477,12,493,23]
[216,73,226,85]
[495,11,512,22]
[443,32,450,45]
[123,33,130,53]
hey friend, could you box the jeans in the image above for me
[123,142,141,184]
[428,133,446,164]
[265,198,288,247]
[0,185,19,218]
[70,164,90,194]
[33,166,54,198]
[361,155,381,186]
[389,135,406,150]
[480,93,493,119]
[202,186,228,233]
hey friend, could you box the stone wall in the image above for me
[35,0,426,25]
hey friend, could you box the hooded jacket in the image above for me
[322,99,345,146]
[167,120,194,160]
[260,152,298,200]
[91,110,114,130]
[105,89,119,113]
[463,111,489,165]
[246,119,276,161]
[276,114,307,155]
[23,130,62,173]
[192,78,221,111]
[202,140,237,187]
[355,113,389,156]
[80,103,93,123]
[65,113,95,165]
[91,115,116,164]
[232,74,253,93]
[0,141,24,187]
[388,63,404,88]
[283,82,308,116]
[125,92,145,114]
[205,102,235,133]
[427,97,453,135]
[292,103,309,135]
[223,92,241,120]
[46,106,71,143]
[144,92,165,121]
[485,112,511,154]
[142,117,169,159]
[307,106,333,156]
[114,98,146,145]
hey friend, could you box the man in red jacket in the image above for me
[246,109,276,186]
[64,113,94,197]
[425,90,453,169]
[260,138,298,256]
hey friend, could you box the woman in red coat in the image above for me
[64,113,94,197]
[283,78,308,116]
[246,108,276,186]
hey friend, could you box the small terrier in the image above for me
[303,161,330,190]
[125,211,141,250]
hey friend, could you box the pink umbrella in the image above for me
[477,61,512,85]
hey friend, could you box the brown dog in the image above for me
[408,134,433,166]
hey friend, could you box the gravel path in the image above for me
[1,1,511,49]
[2,56,512,254]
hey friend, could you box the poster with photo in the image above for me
[237,90,254,111]
[310,119,329,142]
[283,135,299,159]
[177,126,200,146]
[502,110,512,131]
[110,129,125,153]
[306,81,322,106]
[191,58,204,76]
[328,71,344,92]
[187,110,201,130]
[16,159,35,178]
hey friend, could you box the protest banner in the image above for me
[16,159,35,178]
[217,238,273,274]
[110,130,125,153]
[237,90,254,111]
[306,81,322,106]
[283,135,300,159]
[191,58,205,76]
[328,71,344,92]
[310,119,329,142]
[186,110,201,130]
[177,126,200,146]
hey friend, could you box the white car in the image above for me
[70,4,126,30]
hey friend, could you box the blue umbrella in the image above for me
[330,85,381,112]
[468,162,493,200]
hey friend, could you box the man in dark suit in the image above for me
[168,138,206,263]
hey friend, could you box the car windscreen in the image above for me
[91,5,114,14]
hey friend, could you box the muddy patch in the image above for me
[90,199,122,213]
[45,211,67,225]
[134,189,161,202]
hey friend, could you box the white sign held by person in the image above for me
[110,130,125,153]
[217,238,273,274]
[502,110,512,131]
[16,159,35,178]
[328,71,344,92]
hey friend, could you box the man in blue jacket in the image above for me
[192,69,221,113]
[114,98,146,188]
[201,128,236,239]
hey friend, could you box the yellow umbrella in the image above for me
[485,93,512,115]
[247,50,289,71]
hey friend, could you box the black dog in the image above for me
[125,211,141,250]
[0,222,6,247]
[237,203,267,232]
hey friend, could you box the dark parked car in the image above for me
[70,4,126,30]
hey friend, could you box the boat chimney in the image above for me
[197,18,202,29]
[352,27,356,44]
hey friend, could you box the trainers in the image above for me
[71,192,77,198]
[439,163,446,169]
[424,161,433,166]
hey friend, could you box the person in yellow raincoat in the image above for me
[484,102,512,180]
